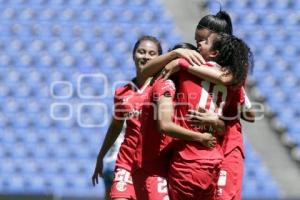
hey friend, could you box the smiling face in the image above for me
[197,32,219,61]
[133,40,160,73]
[195,28,211,51]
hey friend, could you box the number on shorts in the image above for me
[114,168,132,184]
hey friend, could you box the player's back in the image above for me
[174,70,238,163]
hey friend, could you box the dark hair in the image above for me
[211,33,254,85]
[162,42,198,87]
[197,11,233,35]
[169,42,198,52]
[132,35,163,58]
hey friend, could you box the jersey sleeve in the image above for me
[239,87,246,104]
[152,79,176,100]
[113,90,125,120]
[222,87,243,120]
[244,94,252,109]
[240,87,252,109]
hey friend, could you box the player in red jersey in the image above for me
[188,87,254,200]
[167,32,252,200]
[92,35,162,200]
[141,11,255,200]
[131,40,224,200]
[185,12,255,200]
[132,42,220,200]
[132,76,217,200]
[140,33,252,199]
[215,87,250,200]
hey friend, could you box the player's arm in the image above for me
[157,94,216,148]
[97,117,125,161]
[92,117,124,186]
[186,108,226,136]
[140,49,206,82]
[240,94,255,122]
[236,88,255,123]
[241,108,255,123]
[177,58,234,85]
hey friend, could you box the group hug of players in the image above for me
[92,10,255,200]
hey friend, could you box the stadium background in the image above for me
[0,0,300,199]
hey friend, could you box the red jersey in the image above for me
[113,79,152,171]
[222,87,247,157]
[135,78,176,177]
[174,67,241,163]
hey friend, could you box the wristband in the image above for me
[178,58,190,71]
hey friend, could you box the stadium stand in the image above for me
[0,0,285,199]
[243,140,281,199]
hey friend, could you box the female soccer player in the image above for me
[187,11,255,200]
[142,10,255,200]
[166,32,253,200]
[132,43,218,200]
[92,35,162,200]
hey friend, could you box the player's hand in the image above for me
[92,155,104,186]
[186,108,219,126]
[173,48,206,65]
[199,132,217,148]
[162,59,180,80]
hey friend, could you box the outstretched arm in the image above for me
[177,58,234,85]
[157,94,216,148]
[92,117,124,186]
[140,49,206,82]
[186,64,233,85]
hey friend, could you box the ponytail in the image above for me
[197,10,233,35]
[215,11,233,35]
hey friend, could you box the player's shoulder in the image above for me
[115,84,131,96]
[114,79,137,96]
[154,78,176,90]
[155,78,175,86]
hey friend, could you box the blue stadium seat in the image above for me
[107,0,128,6]
[242,140,280,198]
[270,0,292,9]
[87,0,107,7]
[250,0,271,9]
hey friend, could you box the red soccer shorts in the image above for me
[168,156,220,200]
[110,167,137,200]
[132,168,169,200]
[216,148,244,200]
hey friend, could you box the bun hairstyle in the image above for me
[215,11,233,34]
[197,10,233,35]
